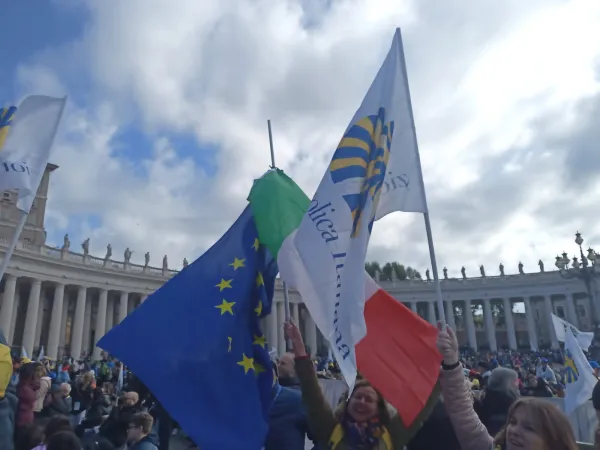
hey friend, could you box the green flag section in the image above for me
[247,169,310,259]
[248,169,441,433]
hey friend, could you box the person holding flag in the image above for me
[437,323,579,450]
[284,319,424,449]
[248,27,441,430]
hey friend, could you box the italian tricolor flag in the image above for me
[248,169,441,430]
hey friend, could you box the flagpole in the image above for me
[267,120,293,350]
[0,211,28,281]
[395,28,447,326]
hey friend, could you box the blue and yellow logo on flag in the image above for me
[0,106,17,151]
[329,107,394,237]
[565,348,580,383]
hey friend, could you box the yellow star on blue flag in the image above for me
[97,206,278,450]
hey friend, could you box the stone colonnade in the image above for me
[0,274,148,360]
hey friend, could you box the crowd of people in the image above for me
[0,330,176,450]
[1,322,598,450]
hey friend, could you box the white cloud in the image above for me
[14,0,600,276]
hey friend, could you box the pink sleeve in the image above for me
[440,366,494,450]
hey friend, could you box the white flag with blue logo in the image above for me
[564,327,597,415]
[0,96,66,212]
[277,29,427,390]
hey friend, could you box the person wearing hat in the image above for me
[0,329,17,450]
[535,358,557,384]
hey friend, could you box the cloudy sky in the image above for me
[2,0,600,278]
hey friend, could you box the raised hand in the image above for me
[284,320,307,357]
[436,322,459,366]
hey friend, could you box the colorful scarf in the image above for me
[341,416,384,450]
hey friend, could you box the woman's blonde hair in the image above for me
[494,397,577,450]
[80,371,94,387]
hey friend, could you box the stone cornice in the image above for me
[273,270,589,303]
[0,239,173,294]
[1,238,591,301]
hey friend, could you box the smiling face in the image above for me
[347,385,379,423]
[506,406,545,450]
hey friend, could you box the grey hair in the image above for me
[487,367,519,394]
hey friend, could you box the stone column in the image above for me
[93,289,108,360]
[118,292,129,323]
[464,299,477,350]
[410,302,417,313]
[305,311,318,357]
[105,297,114,333]
[427,302,436,324]
[566,294,579,328]
[47,283,65,360]
[82,299,92,357]
[8,288,20,344]
[34,291,45,348]
[445,301,456,330]
[523,297,538,350]
[503,298,517,350]
[59,294,69,354]
[482,299,497,351]
[291,303,299,325]
[276,301,286,356]
[141,294,148,303]
[128,299,135,315]
[0,275,17,343]
[268,307,278,354]
[22,279,42,357]
[544,296,559,349]
[70,286,87,359]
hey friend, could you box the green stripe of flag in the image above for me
[247,169,310,259]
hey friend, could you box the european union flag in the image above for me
[98,206,277,450]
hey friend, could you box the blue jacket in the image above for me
[128,435,158,450]
[265,385,313,450]
[0,385,18,450]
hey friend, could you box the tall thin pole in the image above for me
[0,210,27,280]
[395,28,447,326]
[267,120,292,352]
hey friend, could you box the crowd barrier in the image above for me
[315,379,599,444]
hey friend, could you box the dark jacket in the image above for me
[16,379,39,427]
[100,404,142,448]
[43,396,72,417]
[474,389,518,437]
[71,383,94,414]
[407,398,461,450]
[265,384,312,450]
[128,435,158,450]
[87,394,112,423]
[0,384,18,450]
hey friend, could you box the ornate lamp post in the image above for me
[555,232,600,356]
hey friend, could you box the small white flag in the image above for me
[551,314,593,351]
[0,96,66,212]
[564,327,597,415]
[117,363,124,393]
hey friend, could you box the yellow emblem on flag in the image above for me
[329,107,394,237]
[0,106,17,151]
[564,348,579,383]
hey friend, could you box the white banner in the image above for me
[551,314,593,351]
[0,96,66,212]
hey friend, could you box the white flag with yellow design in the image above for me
[0,96,66,212]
